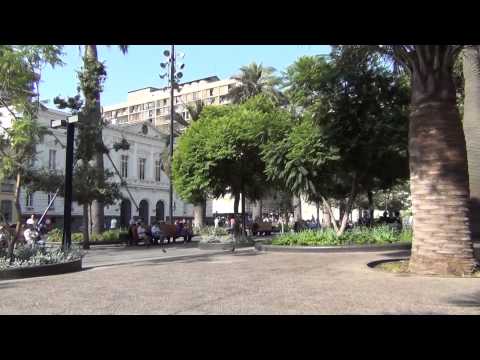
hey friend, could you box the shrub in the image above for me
[271,226,412,246]
[196,226,229,237]
[47,229,127,244]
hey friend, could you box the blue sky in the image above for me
[39,45,330,106]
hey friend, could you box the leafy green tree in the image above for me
[173,96,291,234]
[0,45,63,259]
[52,91,125,249]
[265,48,409,235]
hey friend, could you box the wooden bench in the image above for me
[159,223,192,243]
[251,222,273,236]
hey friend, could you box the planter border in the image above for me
[0,258,82,281]
[254,242,411,253]
[198,242,254,251]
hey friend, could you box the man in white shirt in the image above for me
[136,221,151,247]
[214,217,219,228]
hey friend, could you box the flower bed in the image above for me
[0,246,84,280]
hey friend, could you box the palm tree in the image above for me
[386,45,477,275]
[462,46,480,250]
[227,62,283,104]
[160,100,206,227]
[228,62,283,220]
[82,45,128,236]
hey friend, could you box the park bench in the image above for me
[251,222,273,236]
[158,223,193,243]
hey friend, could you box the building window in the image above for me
[163,99,167,106]
[25,192,34,207]
[47,193,55,208]
[209,88,214,97]
[155,160,161,182]
[139,158,146,180]
[48,150,56,170]
[192,92,197,101]
[121,155,128,178]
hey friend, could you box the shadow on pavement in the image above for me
[0,282,17,289]
[379,250,411,258]
[446,291,480,308]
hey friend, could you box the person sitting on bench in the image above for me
[136,220,151,247]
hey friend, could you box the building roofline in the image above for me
[127,75,222,95]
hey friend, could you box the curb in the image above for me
[0,259,82,281]
[254,242,412,253]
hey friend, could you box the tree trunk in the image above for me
[82,204,90,249]
[322,203,331,229]
[241,193,246,236]
[336,174,358,236]
[252,199,262,221]
[316,201,320,225]
[408,64,477,275]
[321,197,338,233]
[463,46,480,249]
[84,45,105,235]
[8,173,22,260]
[233,193,240,215]
[367,190,374,224]
[89,203,93,239]
[193,203,204,228]
[293,195,302,221]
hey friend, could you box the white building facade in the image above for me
[0,105,200,230]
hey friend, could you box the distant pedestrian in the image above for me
[214,217,219,229]
[127,219,138,246]
[110,218,117,230]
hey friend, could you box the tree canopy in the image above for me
[172,95,291,207]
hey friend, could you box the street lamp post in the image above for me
[51,114,79,250]
[160,46,185,225]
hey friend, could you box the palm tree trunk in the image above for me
[408,94,477,275]
[463,46,480,250]
[84,45,105,235]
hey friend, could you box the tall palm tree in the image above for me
[386,45,477,275]
[83,45,128,236]
[227,62,283,104]
[160,100,206,227]
[228,62,283,220]
[462,46,480,251]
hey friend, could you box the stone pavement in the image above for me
[1,246,479,314]
[82,241,226,268]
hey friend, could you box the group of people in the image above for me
[126,218,193,247]
[357,210,403,231]
[23,215,54,247]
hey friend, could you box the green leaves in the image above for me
[172,95,292,204]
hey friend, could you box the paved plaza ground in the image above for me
[1,244,479,314]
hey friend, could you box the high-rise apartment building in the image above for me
[102,76,238,134]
